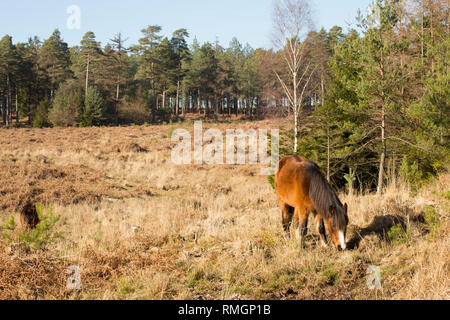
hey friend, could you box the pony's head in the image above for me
[327,203,349,250]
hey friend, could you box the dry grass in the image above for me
[0,119,448,300]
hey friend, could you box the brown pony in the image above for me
[275,156,349,250]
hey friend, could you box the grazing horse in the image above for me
[275,156,349,250]
[20,203,40,230]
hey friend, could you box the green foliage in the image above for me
[344,168,357,193]
[49,81,83,127]
[117,276,143,298]
[38,29,71,89]
[320,264,339,286]
[399,156,434,190]
[33,99,50,128]
[167,126,175,139]
[423,206,441,240]
[388,224,411,245]
[439,191,450,201]
[83,86,106,126]
[186,268,206,289]
[94,220,103,244]
[298,0,450,191]
[267,175,275,190]
[71,31,102,83]
[1,216,17,242]
[1,203,62,251]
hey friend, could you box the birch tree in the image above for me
[272,0,315,153]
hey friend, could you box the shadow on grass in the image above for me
[347,214,426,250]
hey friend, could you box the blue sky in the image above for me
[0,0,373,49]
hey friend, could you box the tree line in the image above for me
[0,0,448,191]
[0,26,285,128]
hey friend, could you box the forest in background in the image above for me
[0,0,448,191]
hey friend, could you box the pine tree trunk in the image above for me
[115,82,120,126]
[321,76,325,106]
[377,108,386,195]
[197,90,201,114]
[377,44,387,195]
[151,67,156,123]
[393,152,397,188]
[1,97,4,125]
[214,95,218,123]
[6,74,10,126]
[181,85,186,116]
[2,96,5,125]
[175,80,180,120]
[15,90,18,124]
[85,53,90,96]
[50,64,55,100]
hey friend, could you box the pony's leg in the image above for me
[280,202,294,236]
[295,207,309,247]
[292,209,300,239]
[315,214,328,247]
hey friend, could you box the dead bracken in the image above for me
[0,121,448,300]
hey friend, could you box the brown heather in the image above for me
[0,119,448,300]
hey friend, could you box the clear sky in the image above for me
[0,0,373,49]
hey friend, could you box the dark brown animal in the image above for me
[20,203,40,230]
[275,156,349,250]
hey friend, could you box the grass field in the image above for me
[0,119,448,300]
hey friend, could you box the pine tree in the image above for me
[22,36,44,124]
[48,80,83,127]
[155,38,177,113]
[133,25,163,122]
[351,1,404,194]
[197,43,219,118]
[72,32,102,97]
[0,35,19,125]
[109,33,129,125]
[183,38,202,114]
[33,99,50,128]
[237,45,260,118]
[38,29,71,99]
[226,38,245,116]
[170,29,190,118]
[83,86,106,126]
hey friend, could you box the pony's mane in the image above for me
[305,161,342,219]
